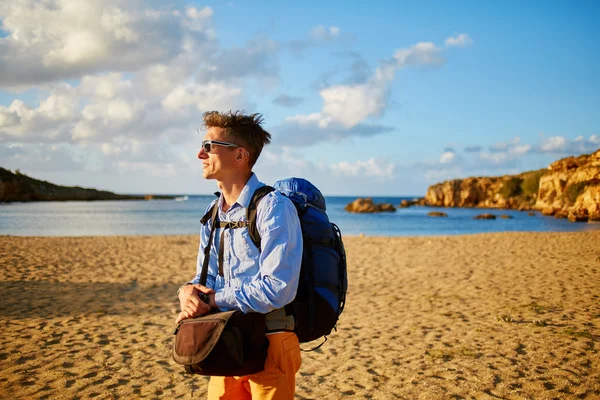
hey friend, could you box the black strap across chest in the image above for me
[200,186,275,279]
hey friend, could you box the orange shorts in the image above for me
[207,332,302,400]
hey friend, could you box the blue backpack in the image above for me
[203,178,348,345]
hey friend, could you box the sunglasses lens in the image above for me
[202,141,211,153]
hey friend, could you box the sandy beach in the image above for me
[1,232,599,399]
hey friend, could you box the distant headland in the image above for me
[345,148,600,223]
[424,148,600,222]
[0,167,174,202]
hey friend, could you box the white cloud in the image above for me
[0,0,215,88]
[320,83,389,127]
[82,137,186,175]
[274,116,393,146]
[260,147,310,173]
[85,99,138,122]
[136,62,195,96]
[330,158,395,179]
[282,113,334,130]
[185,6,213,21]
[440,151,456,164]
[540,136,567,152]
[310,25,341,41]
[0,4,476,195]
[469,137,533,167]
[1,52,244,143]
[116,161,177,177]
[394,42,444,67]
[538,135,600,154]
[487,137,532,158]
[421,134,598,184]
[196,36,280,82]
[478,151,511,164]
[0,85,78,141]
[277,38,453,142]
[445,33,473,47]
[288,25,346,53]
[0,3,471,150]
[162,82,243,112]
[586,134,599,144]
[257,148,396,191]
[0,142,84,172]
[79,73,133,99]
[512,144,532,155]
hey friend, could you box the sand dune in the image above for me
[1,232,599,399]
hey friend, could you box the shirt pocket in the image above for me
[232,229,260,278]
[214,273,225,289]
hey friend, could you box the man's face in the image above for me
[197,127,240,181]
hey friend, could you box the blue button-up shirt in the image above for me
[190,174,303,314]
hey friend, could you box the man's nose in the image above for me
[198,148,207,159]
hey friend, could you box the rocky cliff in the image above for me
[535,149,600,221]
[425,169,545,210]
[425,148,600,222]
[0,167,174,202]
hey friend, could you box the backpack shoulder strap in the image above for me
[200,192,221,225]
[199,198,220,286]
[246,185,275,250]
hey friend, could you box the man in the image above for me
[176,111,303,400]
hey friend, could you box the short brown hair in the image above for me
[201,111,272,167]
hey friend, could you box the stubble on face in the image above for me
[201,127,235,181]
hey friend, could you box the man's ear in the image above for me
[236,148,249,162]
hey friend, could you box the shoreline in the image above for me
[2,227,600,239]
[1,231,599,399]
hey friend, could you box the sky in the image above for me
[1,0,599,196]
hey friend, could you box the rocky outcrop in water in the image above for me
[474,214,496,220]
[427,211,447,217]
[344,198,396,213]
[0,167,174,202]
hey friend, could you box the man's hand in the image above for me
[175,284,216,324]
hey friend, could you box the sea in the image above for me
[1,195,599,237]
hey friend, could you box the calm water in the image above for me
[1,195,599,237]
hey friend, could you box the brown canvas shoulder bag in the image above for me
[172,310,268,376]
[171,203,268,376]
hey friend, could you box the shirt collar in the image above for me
[232,173,262,210]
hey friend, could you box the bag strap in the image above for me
[200,186,274,278]
[199,199,220,286]
[200,192,220,225]
[246,185,275,250]
[217,221,249,277]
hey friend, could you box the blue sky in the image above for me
[1,0,598,195]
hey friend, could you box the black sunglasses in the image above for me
[202,139,242,153]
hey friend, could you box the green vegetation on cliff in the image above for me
[499,177,523,199]
[0,167,174,203]
[565,182,587,204]
[500,169,547,202]
[520,169,546,197]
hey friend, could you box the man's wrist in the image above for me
[177,283,192,295]
[208,292,218,309]
[199,292,218,309]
